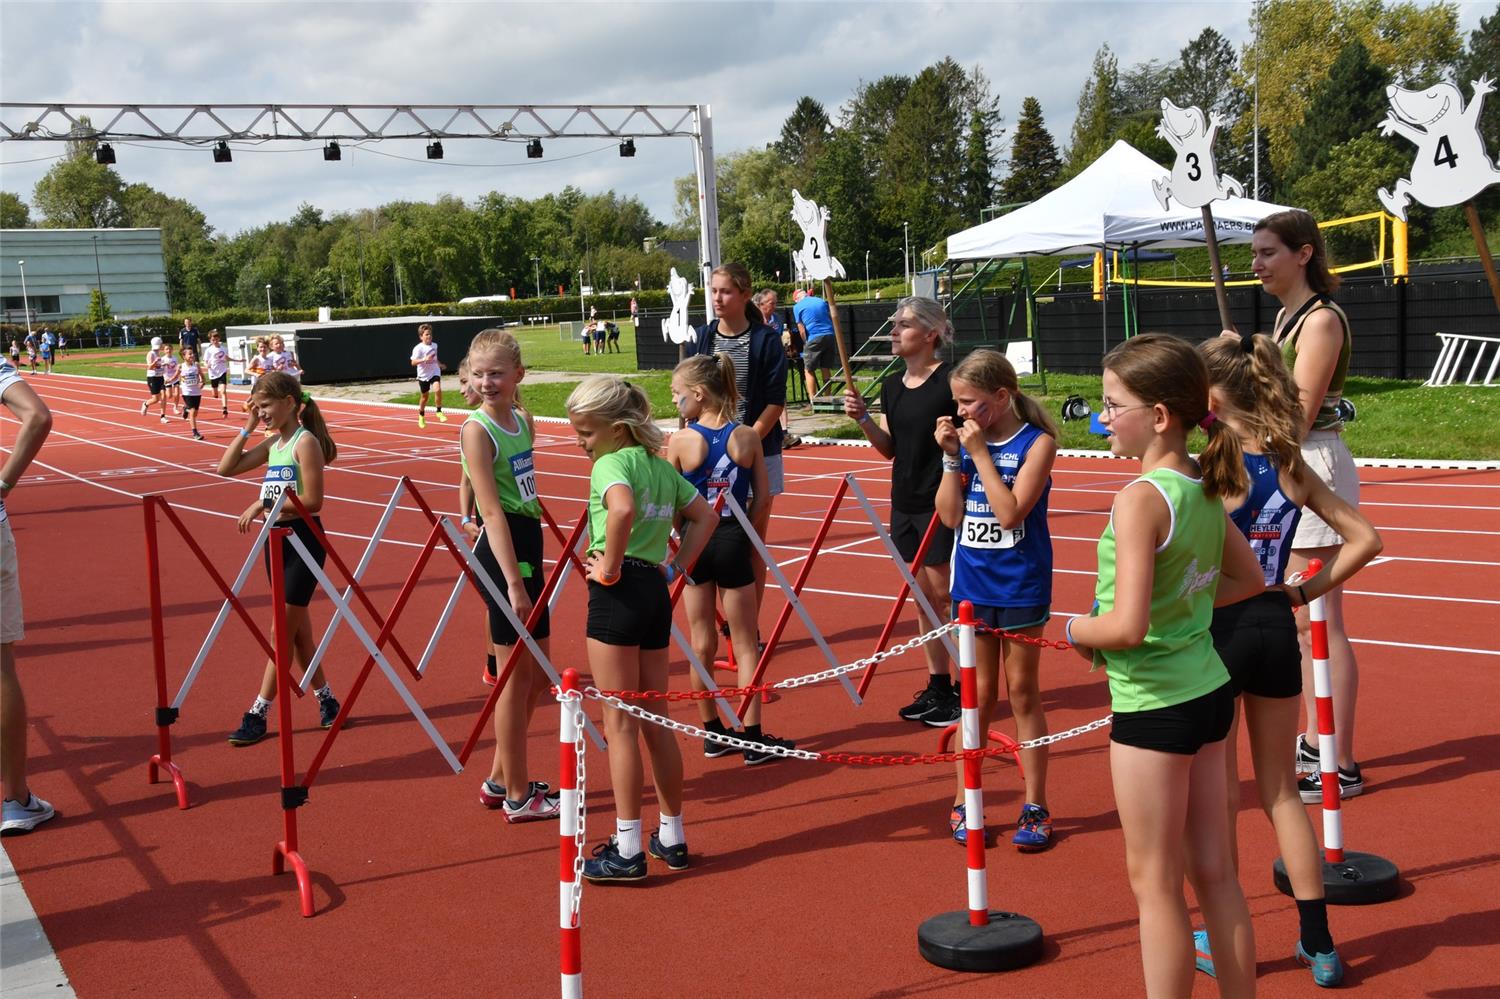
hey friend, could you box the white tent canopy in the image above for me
[947,140,1291,260]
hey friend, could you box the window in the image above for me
[2,295,62,317]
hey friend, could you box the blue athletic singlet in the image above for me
[1230,453,1302,587]
[682,420,752,517]
[950,423,1053,608]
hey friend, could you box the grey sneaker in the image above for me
[1,793,56,835]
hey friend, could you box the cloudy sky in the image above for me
[0,1,1488,238]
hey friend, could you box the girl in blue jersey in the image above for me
[1192,334,1382,987]
[568,375,717,882]
[215,372,341,746]
[666,352,793,765]
[1067,335,1266,998]
[934,349,1058,851]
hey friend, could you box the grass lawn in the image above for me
[388,372,677,422]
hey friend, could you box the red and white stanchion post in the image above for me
[1273,561,1399,904]
[558,668,584,998]
[917,602,1043,972]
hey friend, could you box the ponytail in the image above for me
[252,371,337,464]
[299,396,338,464]
[950,348,1059,439]
[1198,334,1305,484]
[674,352,739,422]
[1196,414,1245,500]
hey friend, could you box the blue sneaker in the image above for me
[1296,941,1345,987]
[949,804,968,844]
[582,836,647,883]
[647,831,690,871]
[1193,929,1216,978]
[1011,803,1053,852]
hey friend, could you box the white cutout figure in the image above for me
[1152,98,1245,209]
[662,267,695,345]
[790,189,845,281]
[1377,77,1500,221]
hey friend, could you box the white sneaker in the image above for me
[1,793,56,835]
[502,781,562,824]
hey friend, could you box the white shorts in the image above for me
[1,520,23,644]
[1293,429,1360,549]
[764,453,785,497]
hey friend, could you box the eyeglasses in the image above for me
[1100,399,1153,418]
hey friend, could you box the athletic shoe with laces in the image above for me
[1295,734,1321,774]
[317,694,341,729]
[1011,803,1054,852]
[949,803,969,844]
[227,711,269,746]
[417,414,426,429]
[1,793,57,835]
[192,430,204,441]
[140,400,150,416]
[582,836,648,883]
[436,411,448,423]
[503,781,562,823]
[898,685,948,722]
[703,729,738,758]
[743,732,795,766]
[1299,764,1363,803]
[648,830,690,871]
[479,779,507,809]
[921,688,962,728]
[159,416,170,424]
[1193,929,1217,977]
[1295,940,1345,987]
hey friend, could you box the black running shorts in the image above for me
[1110,683,1235,755]
[587,561,671,649]
[1211,590,1301,699]
[473,513,550,646]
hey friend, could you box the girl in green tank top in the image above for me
[1066,336,1266,996]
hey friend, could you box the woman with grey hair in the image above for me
[843,296,959,726]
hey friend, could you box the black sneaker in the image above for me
[743,732,795,766]
[704,732,738,759]
[1298,764,1364,803]
[899,685,948,722]
[1295,734,1320,774]
[227,711,268,746]
[582,836,648,883]
[648,831,690,871]
[318,694,341,729]
[921,688,962,728]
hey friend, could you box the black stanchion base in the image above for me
[1273,851,1400,905]
[917,910,1043,972]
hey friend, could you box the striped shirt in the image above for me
[713,330,752,425]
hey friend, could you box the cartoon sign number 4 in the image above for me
[1377,76,1500,220]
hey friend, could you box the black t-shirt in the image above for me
[880,361,957,513]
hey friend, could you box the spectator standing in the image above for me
[179,317,200,357]
[793,287,838,404]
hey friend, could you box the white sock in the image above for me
[314,684,334,701]
[616,818,642,858]
[250,696,272,717]
[658,812,684,848]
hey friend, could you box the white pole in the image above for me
[692,103,721,327]
[533,255,541,300]
[1253,0,1261,199]
[265,284,273,324]
[865,250,870,301]
[17,261,31,335]
[578,270,585,322]
[903,223,911,292]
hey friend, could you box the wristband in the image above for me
[461,515,473,525]
[1064,616,1078,648]
[663,559,684,584]
[238,428,252,440]
[0,479,11,492]
[858,412,874,426]
[1297,584,1308,607]
[597,569,620,587]
[941,455,962,473]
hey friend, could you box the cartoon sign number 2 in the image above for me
[1377,76,1500,220]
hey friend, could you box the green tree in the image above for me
[1284,40,1390,190]
[119,183,213,310]
[32,121,125,228]
[1065,44,1121,177]
[86,288,111,324]
[1456,4,1500,157]
[1167,27,1240,119]
[1000,97,1062,205]
[775,96,831,174]
[0,192,30,228]
[1290,133,1407,257]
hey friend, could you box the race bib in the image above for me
[960,515,1023,550]
[262,463,298,510]
[510,450,537,503]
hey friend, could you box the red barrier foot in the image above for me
[936,724,1025,777]
[273,841,316,918]
[147,755,190,810]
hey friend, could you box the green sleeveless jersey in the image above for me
[1277,297,1351,432]
[461,408,541,520]
[1092,467,1229,713]
[261,428,305,514]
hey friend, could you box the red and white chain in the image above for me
[771,621,961,690]
[561,689,588,921]
[1012,715,1114,750]
[583,688,822,760]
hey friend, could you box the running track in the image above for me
[4,372,1498,997]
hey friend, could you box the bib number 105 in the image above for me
[962,517,1022,550]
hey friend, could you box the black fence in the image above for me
[232,316,499,385]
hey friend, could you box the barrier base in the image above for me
[147,755,190,810]
[273,841,316,918]
[918,910,1043,972]
[1272,851,1400,905]
[936,724,1024,775]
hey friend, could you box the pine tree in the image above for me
[1284,40,1390,190]
[775,97,831,170]
[1000,97,1062,204]
[1065,44,1120,177]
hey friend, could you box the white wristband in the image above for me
[0,479,11,492]
[941,456,961,473]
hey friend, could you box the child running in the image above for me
[934,349,1058,851]
[1066,334,1266,998]
[569,375,717,882]
[460,330,559,822]
[411,323,446,428]
[179,347,206,440]
[215,371,342,745]
[204,330,231,417]
[158,342,183,418]
[454,358,500,687]
[141,336,169,422]
[1191,334,1383,988]
[666,353,793,765]
[244,337,269,408]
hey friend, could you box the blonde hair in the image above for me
[950,349,1058,438]
[674,352,739,422]
[252,372,338,463]
[465,328,525,411]
[566,374,663,452]
[1198,335,1306,483]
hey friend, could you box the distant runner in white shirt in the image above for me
[141,336,170,422]
[410,323,446,429]
[204,329,231,418]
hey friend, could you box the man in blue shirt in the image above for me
[179,318,200,356]
[793,288,837,402]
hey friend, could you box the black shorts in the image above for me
[891,508,954,566]
[1110,683,1236,755]
[263,516,326,608]
[1211,590,1301,699]
[417,376,439,392]
[803,335,838,371]
[686,517,756,590]
[211,374,228,388]
[473,513,550,645]
[587,560,671,649]
[147,376,165,394]
[182,394,202,411]
[957,601,1050,632]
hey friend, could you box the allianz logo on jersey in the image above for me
[641,501,675,522]
[965,498,993,515]
[1174,558,1220,600]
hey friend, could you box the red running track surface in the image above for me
[4,372,1499,997]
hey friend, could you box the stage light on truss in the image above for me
[526,139,543,159]
[323,141,341,161]
[95,143,115,165]
[212,141,232,163]
[426,140,443,160]
[619,138,635,157]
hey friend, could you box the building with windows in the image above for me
[0,228,170,323]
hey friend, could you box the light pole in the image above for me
[265,284,273,324]
[578,270,585,323]
[865,250,871,301]
[16,260,31,335]
[531,255,541,300]
[91,234,104,303]
[903,222,910,291]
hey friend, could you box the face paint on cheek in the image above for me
[675,395,691,415]
[970,401,988,423]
